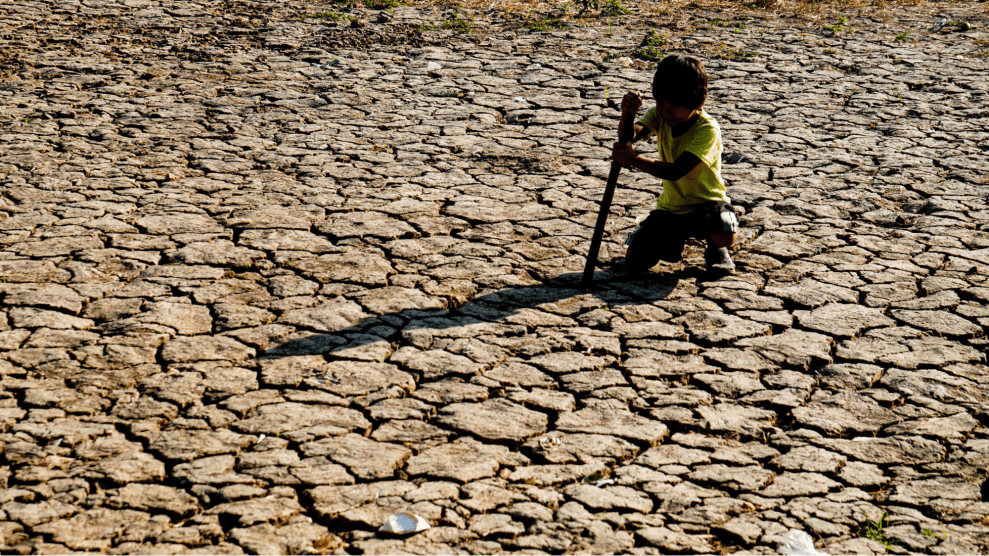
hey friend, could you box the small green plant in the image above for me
[327,0,405,7]
[965,49,989,58]
[894,30,910,42]
[824,48,837,54]
[632,29,669,61]
[698,19,748,29]
[440,5,475,33]
[525,15,567,32]
[637,46,662,61]
[921,529,947,540]
[863,512,897,549]
[824,14,854,34]
[707,42,756,60]
[303,11,355,21]
[23,117,31,123]
[601,0,630,16]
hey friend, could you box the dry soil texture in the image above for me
[1,0,988,554]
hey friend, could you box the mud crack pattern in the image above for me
[0,0,988,554]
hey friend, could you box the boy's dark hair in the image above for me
[652,54,708,110]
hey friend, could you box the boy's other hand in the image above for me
[611,142,638,167]
[621,92,642,115]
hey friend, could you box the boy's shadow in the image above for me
[261,270,682,361]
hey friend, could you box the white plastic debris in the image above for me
[777,530,828,555]
[309,59,341,68]
[615,56,634,67]
[538,436,562,450]
[595,479,616,487]
[379,512,431,535]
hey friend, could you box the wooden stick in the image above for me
[581,115,635,286]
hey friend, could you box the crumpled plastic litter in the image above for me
[777,530,828,555]
[930,18,947,32]
[538,436,562,450]
[723,152,748,164]
[379,512,431,535]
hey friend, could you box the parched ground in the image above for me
[1,0,988,554]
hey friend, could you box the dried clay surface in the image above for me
[1,0,988,554]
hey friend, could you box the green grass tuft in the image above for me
[707,42,756,60]
[525,14,567,32]
[698,18,748,28]
[601,0,630,16]
[441,5,476,33]
[863,512,898,550]
[823,14,854,34]
[302,11,356,21]
[631,29,668,61]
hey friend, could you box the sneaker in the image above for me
[623,224,642,246]
[624,213,650,247]
[705,246,736,275]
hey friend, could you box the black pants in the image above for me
[625,201,738,272]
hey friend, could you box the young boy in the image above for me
[611,54,738,275]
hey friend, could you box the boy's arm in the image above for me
[612,147,702,181]
[632,151,703,181]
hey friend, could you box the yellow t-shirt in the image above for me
[639,108,730,214]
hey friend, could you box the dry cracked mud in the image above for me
[1,0,988,554]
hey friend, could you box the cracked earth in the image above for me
[1,0,988,554]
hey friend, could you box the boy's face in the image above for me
[655,98,699,127]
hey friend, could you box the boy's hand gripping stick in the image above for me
[581,115,636,286]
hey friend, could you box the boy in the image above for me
[611,54,738,275]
